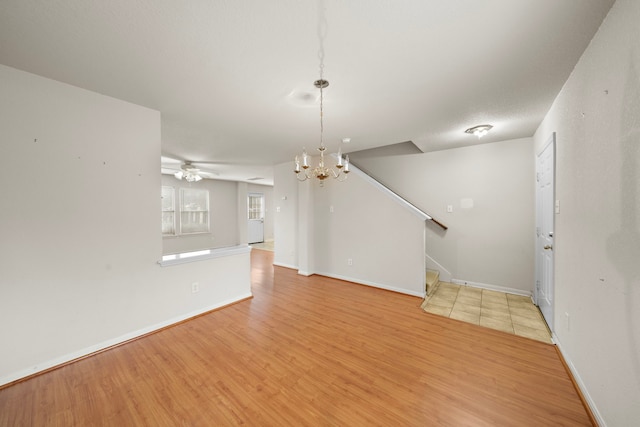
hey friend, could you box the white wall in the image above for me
[273,162,299,268]
[313,170,426,296]
[533,0,640,424]
[352,138,535,294]
[274,161,426,296]
[161,175,239,254]
[0,65,251,386]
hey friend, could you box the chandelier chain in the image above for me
[317,0,327,148]
[319,74,324,148]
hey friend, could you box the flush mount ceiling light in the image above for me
[465,124,493,138]
[293,3,349,186]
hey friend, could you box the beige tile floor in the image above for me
[421,282,552,344]
[250,240,274,251]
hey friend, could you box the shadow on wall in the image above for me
[606,58,640,389]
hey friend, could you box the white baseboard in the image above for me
[0,292,253,388]
[269,262,425,297]
[451,278,532,297]
[317,271,425,298]
[553,334,606,427]
[272,261,298,270]
[267,262,425,297]
[297,270,313,277]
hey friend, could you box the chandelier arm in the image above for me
[332,168,349,181]
[335,173,349,182]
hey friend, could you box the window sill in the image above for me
[158,245,251,267]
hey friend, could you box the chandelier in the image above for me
[294,3,349,186]
[294,79,350,185]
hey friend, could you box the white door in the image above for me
[535,133,555,330]
[247,193,264,244]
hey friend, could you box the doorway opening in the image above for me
[248,193,265,244]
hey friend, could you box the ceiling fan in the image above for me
[161,156,220,182]
[174,161,203,182]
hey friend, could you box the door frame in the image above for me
[247,192,265,244]
[535,132,556,331]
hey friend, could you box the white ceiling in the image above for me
[0,0,615,185]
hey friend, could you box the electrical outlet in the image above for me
[192,282,199,293]
[347,258,353,266]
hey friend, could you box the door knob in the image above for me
[544,245,553,250]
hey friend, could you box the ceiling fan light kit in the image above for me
[174,162,203,182]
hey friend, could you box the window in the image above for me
[179,188,210,234]
[162,186,210,236]
[248,193,264,220]
[161,186,175,236]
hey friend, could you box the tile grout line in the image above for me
[504,293,516,334]
[446,285,460,317]
[424,284,552,343]
[480,289,515,335]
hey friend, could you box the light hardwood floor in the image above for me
[0,249,593,426]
